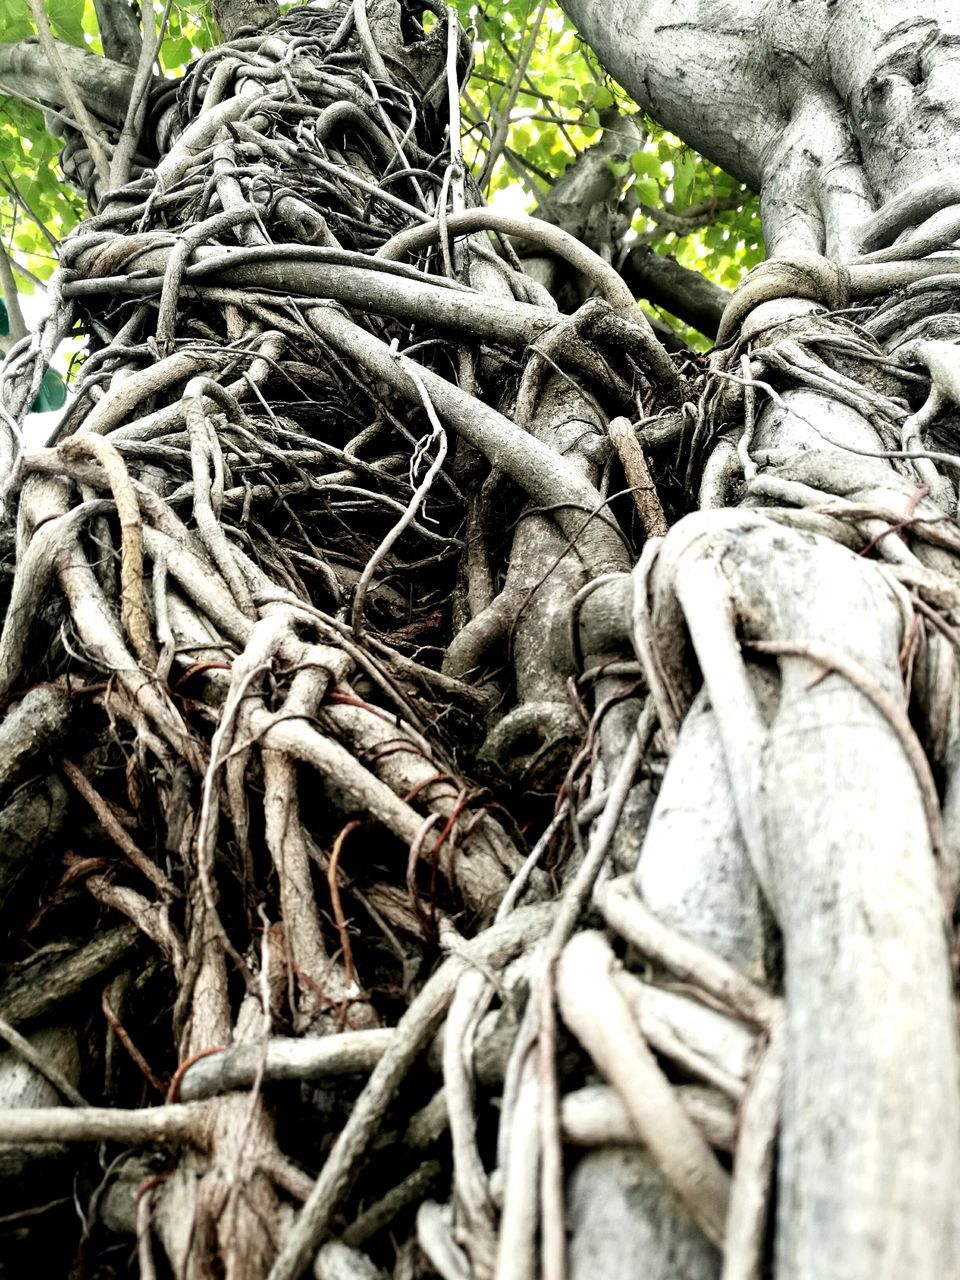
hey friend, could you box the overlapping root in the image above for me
[3,2,960,1278]
[0,2,665,1275]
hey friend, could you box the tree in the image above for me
[0,1,957,1278]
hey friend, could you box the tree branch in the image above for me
[92,0,142,66]
[477,0,550,190]
[0,242,27,343]
[109,0,170,189]
[0,1103,206,1146]
[620,244,728,338]
[25,0,111,186]
[0,37,135,130]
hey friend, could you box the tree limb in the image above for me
[92,0,142,67]
[25,0,111,185]
[0,37,135,130]
[620,244,728,338]
[0,243,27,343]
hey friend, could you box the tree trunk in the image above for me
[2,1,960,1279]
[557,2,960,1277]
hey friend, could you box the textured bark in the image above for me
[561,0,960,255]
[4,3,960,1279]
[620,246,727,339]
[551,5,960,1280]
[0,38,135,128]
[211,0,279,41]
[0,1026,80,1182]
[91,0,142,67]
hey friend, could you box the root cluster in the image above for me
[3,2,960,1278]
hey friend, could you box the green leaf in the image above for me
[47,0,85,47]
[604,157,632,180]
[511,121,533,151]
[161,36,193,71]
[80,0,103,51]
[673,150,696,205]
[741,243,765,268]
[592,85,613,109]
[631,150,662,179]
[33,367,67,412]
[0,11,35,42]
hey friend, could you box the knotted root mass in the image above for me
[3,2,960,1279]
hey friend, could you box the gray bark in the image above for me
[212,0,279,41]
[0,38,135,128]
[569,1148,720,1280]
[92,0,141,67]
[560,0,960,256]
[557,4,960,1279]
[0,1026,80,1182]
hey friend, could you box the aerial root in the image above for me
[625,506,960,1274]
[715,253,850,345]
[17,5,960,1277]
[556,930,731,1247]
